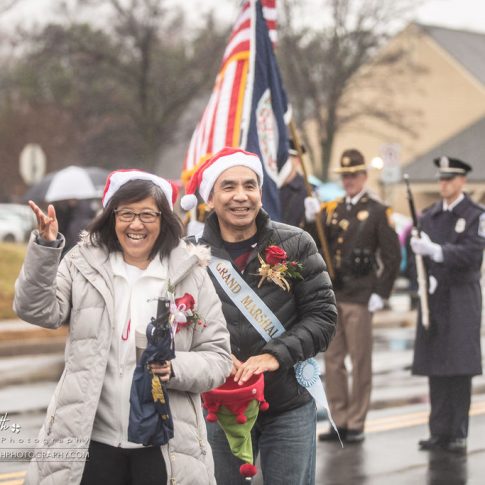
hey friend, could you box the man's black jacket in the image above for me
[193,210,337,414]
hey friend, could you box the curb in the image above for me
[0,319,68,357]
[372,309,417,328]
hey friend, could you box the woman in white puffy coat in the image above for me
[14,171,232,485]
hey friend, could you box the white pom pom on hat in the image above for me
[180,147,264,211]
[102,169,179,210]
[180,193,198,211]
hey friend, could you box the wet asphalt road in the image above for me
[2,405,484,484]
[244,400,485,485]
[313,411,485,485]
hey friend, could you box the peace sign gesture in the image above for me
[28,200,58,242]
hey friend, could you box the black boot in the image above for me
[418,436,446,450]
[318,427,347,442]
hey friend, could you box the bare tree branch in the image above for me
[1,0,227,174]
[278,0,421,179]
[0,0,20,14]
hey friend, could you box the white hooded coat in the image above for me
[14,232,232,485]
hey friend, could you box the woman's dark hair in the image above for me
[88,179,183,260]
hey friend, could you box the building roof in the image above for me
[404,116,485,182]
[418,24,485,86]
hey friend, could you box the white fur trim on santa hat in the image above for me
[199,152,263,202]
[102,170,174,209]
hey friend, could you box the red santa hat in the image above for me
[180,147,264,211]
[102,169,178,210]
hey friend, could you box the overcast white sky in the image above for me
[2,0,485,34]
[414,0,485,32]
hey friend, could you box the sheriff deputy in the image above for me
[305,148,401,443]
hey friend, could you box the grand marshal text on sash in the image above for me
[215,262,279,339]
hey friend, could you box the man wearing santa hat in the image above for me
[182,147,337,485]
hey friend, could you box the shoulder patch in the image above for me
[478,213,485,238]
[322,199,340,224]
[322,199,339,210]
[386,207,395,228]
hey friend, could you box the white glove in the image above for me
[368,293,384,312]
[304,196,321,222]
[428,275,438,295]
[410,232,443,262]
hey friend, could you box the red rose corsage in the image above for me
[256,245,304,291]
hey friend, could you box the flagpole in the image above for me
[240,0,257,149]
[288,118,335,280]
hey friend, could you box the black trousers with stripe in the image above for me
[428,375,472,440]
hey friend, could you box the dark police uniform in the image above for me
[412,156,485,451]
[280,140,308,227]
[279,173,306,227]
[412,195,485,442]
[311,149,401,439]
[324,193,401,304]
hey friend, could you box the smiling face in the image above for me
[208,165,262,242]
[114,196,161,268]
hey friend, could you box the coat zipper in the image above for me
[165,441,176,484]
[46,369,68,436]
[186,392,206,455]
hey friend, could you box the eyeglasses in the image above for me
[114,209,161,223]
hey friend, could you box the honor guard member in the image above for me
[305,148,401,443]
[181,147,337,485]
[411,156,485,453]
[279,140,308,227]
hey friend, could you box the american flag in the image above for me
[182,0,289,220]
[262,0,277,45]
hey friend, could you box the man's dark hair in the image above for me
[88,179,183,260]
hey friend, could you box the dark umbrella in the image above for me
[128,298,176,446]
[23,166,109,203]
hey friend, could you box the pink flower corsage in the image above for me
[169,292,207,333]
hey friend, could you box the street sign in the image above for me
[379,143,401,184]
[19,144,46,185]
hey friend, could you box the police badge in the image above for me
[440,156,450,169]
[455,218,466,233]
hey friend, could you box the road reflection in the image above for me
[426,450,467,485]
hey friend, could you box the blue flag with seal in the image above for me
[240,0,290,222]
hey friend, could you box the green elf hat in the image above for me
[202,374,269,479]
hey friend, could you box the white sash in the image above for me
[208,256,339,439]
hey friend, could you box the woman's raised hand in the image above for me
[28,200,58,242]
